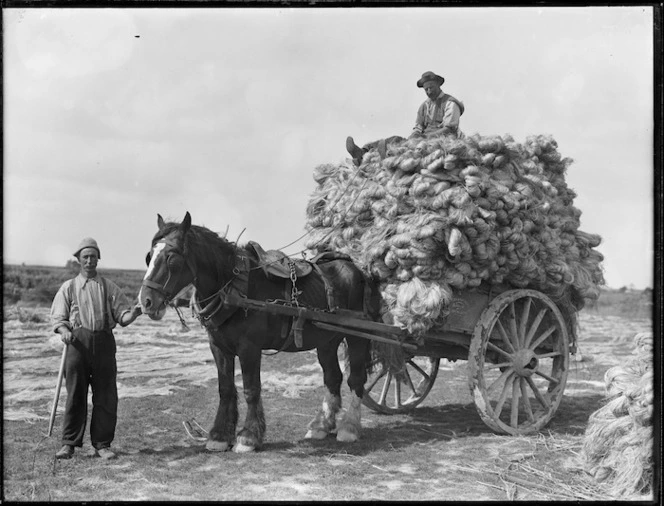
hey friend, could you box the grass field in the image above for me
[2,264,655,501]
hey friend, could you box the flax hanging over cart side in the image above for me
[305,133,605,337]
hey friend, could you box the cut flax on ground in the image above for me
[305,133,604,336]
[449,433,619,501]
[580,331,654,500]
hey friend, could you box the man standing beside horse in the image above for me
[50,237,142,460]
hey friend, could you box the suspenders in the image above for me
[67,277,110,330]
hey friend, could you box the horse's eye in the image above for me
[145,252,152,266]
[167,254,183,267]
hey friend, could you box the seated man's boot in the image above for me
[346,136,366,167]
[377,138,387,160]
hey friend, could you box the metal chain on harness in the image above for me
[288,259,302,307]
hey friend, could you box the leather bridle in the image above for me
[142,241,198,305]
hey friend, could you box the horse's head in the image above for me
[139,212,196,320]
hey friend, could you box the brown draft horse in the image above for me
[138,212,375,452]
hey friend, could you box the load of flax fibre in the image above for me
[304,133,605,335]
[580,332,654,499]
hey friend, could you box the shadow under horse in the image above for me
[139,212,377,452]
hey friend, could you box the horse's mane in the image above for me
[153,222,239,281]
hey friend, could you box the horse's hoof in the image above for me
[233,442,256,453]
[305,429,329,440]
[205,440,230,452]
[336,429,359,443]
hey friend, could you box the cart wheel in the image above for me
[362,354,440,414]
[468,289,569,435]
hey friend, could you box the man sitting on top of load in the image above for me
[346,70,465,167]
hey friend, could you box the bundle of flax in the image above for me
[580,332,654,499]
[305,133,604,335]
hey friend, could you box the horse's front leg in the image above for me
[305,341,343,440]
[337,337,370,443]
[206,339,238,452]
[234,346,265,453]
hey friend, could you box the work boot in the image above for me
[55,444,74,459]
[95,447,117,460]
[346,136,366,167]
[95,446,116,460]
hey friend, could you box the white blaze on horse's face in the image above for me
[144,242,167,280]
[139,242,168,317]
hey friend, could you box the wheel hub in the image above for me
[512,349,538,377]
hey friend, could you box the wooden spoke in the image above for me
[530,326,557,351]
[394,380,402,408]
[508,302,519,347]
[524,308,547,348]
[402,367,417,394]
[488,368,513,394]
[510,377,520,427]
[487,340,512,359]
[518,298,532,347]
[496,319,517,353]
[378,371,392,405]
[485,361,512,370]
[534,369,560,386]
[365,367,387,392]
[494,373,515,418]
[536,351,562,359]
[526,376,550,409]
[520,378,535,423]
[407,359,429,380]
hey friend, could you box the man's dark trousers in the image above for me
[61,328,118,449]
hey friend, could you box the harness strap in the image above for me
[192,253,250,330]
[311,263,338,311]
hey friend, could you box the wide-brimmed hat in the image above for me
[417,71,445,88]
[73,237,101,259]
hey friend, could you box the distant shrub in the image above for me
[65,259,80,275]
[16,306,47,324]
[587,288,653,319]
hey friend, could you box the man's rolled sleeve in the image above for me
[108,283,132,324]
[443,101,461,132]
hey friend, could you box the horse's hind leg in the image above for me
[206,340,238,452]
[305,341,343,440]
[337,336,370,443]
[234,346,266,453]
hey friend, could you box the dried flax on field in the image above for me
[449,451,616,501]
[580,331,654,500]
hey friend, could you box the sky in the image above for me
[3,6,655,289]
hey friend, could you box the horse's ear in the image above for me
[157,214,166,231]
[180,212,192,234]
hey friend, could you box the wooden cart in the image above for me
[222,283,575,436]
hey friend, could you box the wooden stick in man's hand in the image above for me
[47,345,68,437]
